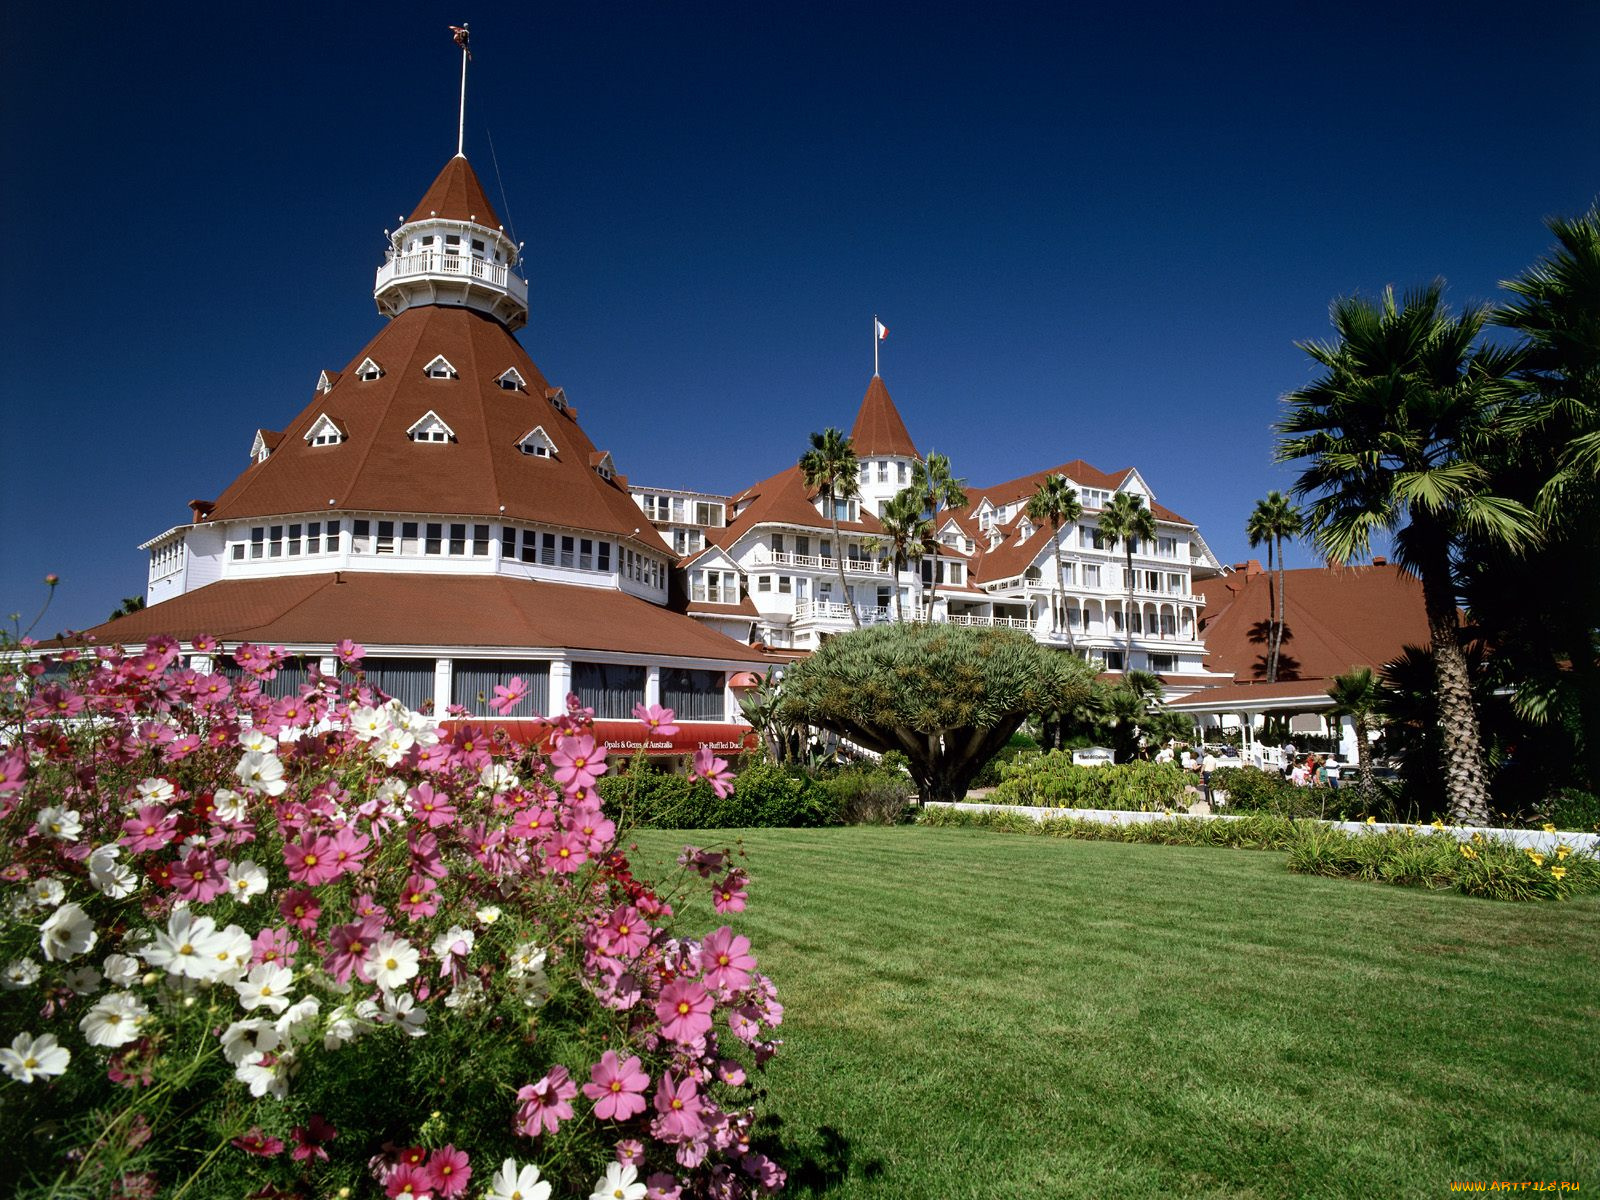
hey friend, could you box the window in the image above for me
[450,523,466,555]
[423,355,458,380]
[351,519,369,554]
[408,411,455,442]
[858,463,870,482]
[316,370,335,395]
[693,570,737,603]
[546,387,568,413]
[355,357,382,381]
[1149,653,1177,673]
[307,522,322,555]
[898,462,908,484]
[1103,650,1125,671]
[268,525,284,558]
[559,536,575,568]
[496,368,527,391]
[473,525,489,556]
[518,426,557,457]
[376,520,395,554]
[502,526,517,560]
[361,658,436,711]
[572,663,645,719]
[757,575,772,593]
[1083,564,1101,587]
[830,498,856,521]
[520,529,537,564]
[771,534,784,555]
[1167,573,1184,595]
[1158,536,1177,558]
[306,414,345,446]
[326,520,341,552]
[402,521,419,554]
[778,576,791,594]
[287,523,302,556]
[594,455,615,481]
[597,542,611,571]
[426,523,442,555]
[452,660,549,717]
[662,669,725,722]
[693,501,723,527]
[579,539,594,570]
[877,462,888,483]
[541,533,556,566]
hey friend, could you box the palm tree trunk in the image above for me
[1124,546,1135,669]
[1354,713,1375,806]
[830,505,859,628]
[894,552,905,623]
[1056,528,1073,649]
[1416,531,1491,824]
[1265,540,1279,682]
[1273,533,1288,682]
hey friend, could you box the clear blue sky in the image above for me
[2,2,1595,637]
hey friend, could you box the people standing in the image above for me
[1201,748,1218,805]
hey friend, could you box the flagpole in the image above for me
[457,24,470,157]
[873,314,879,378]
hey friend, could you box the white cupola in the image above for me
[374,156,529,331]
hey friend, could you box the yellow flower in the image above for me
[1431,819,1445,829]
[1526,850,1546,867]
[1365,816,1377,825]
[1542,823,1557,833]
[1556,845,1571,861]
[1550,866,1567,881]
[1471,831,1484,844]
[1459,844,1478,859]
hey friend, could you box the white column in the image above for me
[434,658,452,716]
[645,666,661,708]
[548,660,572,715]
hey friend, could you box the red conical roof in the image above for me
[407,155,504,230]
[849,375,919,458]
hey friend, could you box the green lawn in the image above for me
[634,826,1600,1199]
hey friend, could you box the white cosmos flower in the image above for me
[589,1162,647,1200]
[274,995,321,1041]
[40,902,97,962]
[88,845,138,899]
[375,727,415,768]
[102,953,140,987]
[518,969,552,1010]
[237,728,275,753]
[2,959,42,990]
[235,1050,289,1099]
[80,991,149,1048]
[366,935,419,992]
[235,963,294,1014]
[507,942,548,978]
[476,905,502,926]
[63,965,102,995]
[489,1159,552,1200]
[379,990,428,1038]
[224,859,268,902]
[26,876,65,908]
[443,975,485,1011]
[219,1017,280,1065]
[133,777,176,808]
[348,705,391,741]
[35,806,82,843]
[234,751,286,797]
[0,1032,70,1083]
[322,1003,366,1051]
[480,761,519,793]
[142,907,229,980]
[212,788,249,822]
[431,925,475,968]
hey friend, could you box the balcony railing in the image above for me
[376,251,530,306]
[946,613,1035,630]
[793,600,894,625]
[767,550,892,576]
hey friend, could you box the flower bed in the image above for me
[0,636,786,1199]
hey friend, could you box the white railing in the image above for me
[767,550,891,576]
[376,251,530,305]
[793,600,894,625]
[946,613,1034,630]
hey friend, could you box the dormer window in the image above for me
[424,355,458,380]
[546,387,568,413]
[496,367,526,391]
[407,411,456,443]
[356,357,383,382]
[316,370,337,394]
[249,429,280,463]
[517,426,558,458]
[592,451,616,481]
[305,414,345,447]
[1019,519,1035,540]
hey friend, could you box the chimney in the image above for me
[188,499,214,524]
[1372,555,1387,566]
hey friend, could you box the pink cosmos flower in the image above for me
[546,831,589,874]
[551,734,607,792]
[490,676,529,715]
[407,783,456,829]
[163,734,202,763]
[290,1114,338,1163]
[232,1127,284,1156]
[633,703,680,736]
[251,926,299,968]
[583,1050,650,1120]
[324,918,383,984]
[447,725,490,770]
[602,905,652,959]
[651,1072,706,1140]
[691,746,735,799]
[352,892,387,921]
[384,1163,432,1198]
[655,978,714,1044]
[278,882,322,932]
[699,926,756,994]
[616,1139,646,1167]
[173,848,231,903]
[334,638,366,664]
[645,1174,684,1200]
[711,872,748,915]
[283,832,339,886]
[397,873,440,921]
[328,827,371,876]
[426,1144,471,1197]
[0,747,26,795]
[408,830,448,879]
[569,804,616,853]
[121,804,178,853]
[515,1065,577,1137]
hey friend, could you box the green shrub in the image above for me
[817,765,917,825]
[970,732,1041,789]
[599,762,841,829]
[989,752,1191,811]
[1536,788,1600,834]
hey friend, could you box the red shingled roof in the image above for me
[205,306,650,543]
[1194,563,1432,685]
[407,156,504,230]
[963,460,1192,526]
[850,375,919,458]
[70,574,770,662]
[708,464,886,549]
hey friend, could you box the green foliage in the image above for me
[1206,766,1370,819]
[989,752,1193,811]
[969,732,1039,789]
[598,762,840,828]
[919,804,1300,850]
[778,624,1096,802]
[815,764,918,825]
[1537,788,1600,835]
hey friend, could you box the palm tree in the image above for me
[1326,666,1381,807]
[1277,282,1534,825]
[107,595,145,622]
[1025,474,1083,642]
[1245,492,1302,682]
[1097,492,1156,671]
[908,452,968,618]
[799,428,862,628]
[877,488,932,622]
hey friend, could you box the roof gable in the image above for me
[406,156,505,230]
[850,375,919,458]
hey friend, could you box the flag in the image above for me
[875,318,888,342]
[450,25,472,58]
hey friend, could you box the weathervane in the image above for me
[449,24,472,157]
